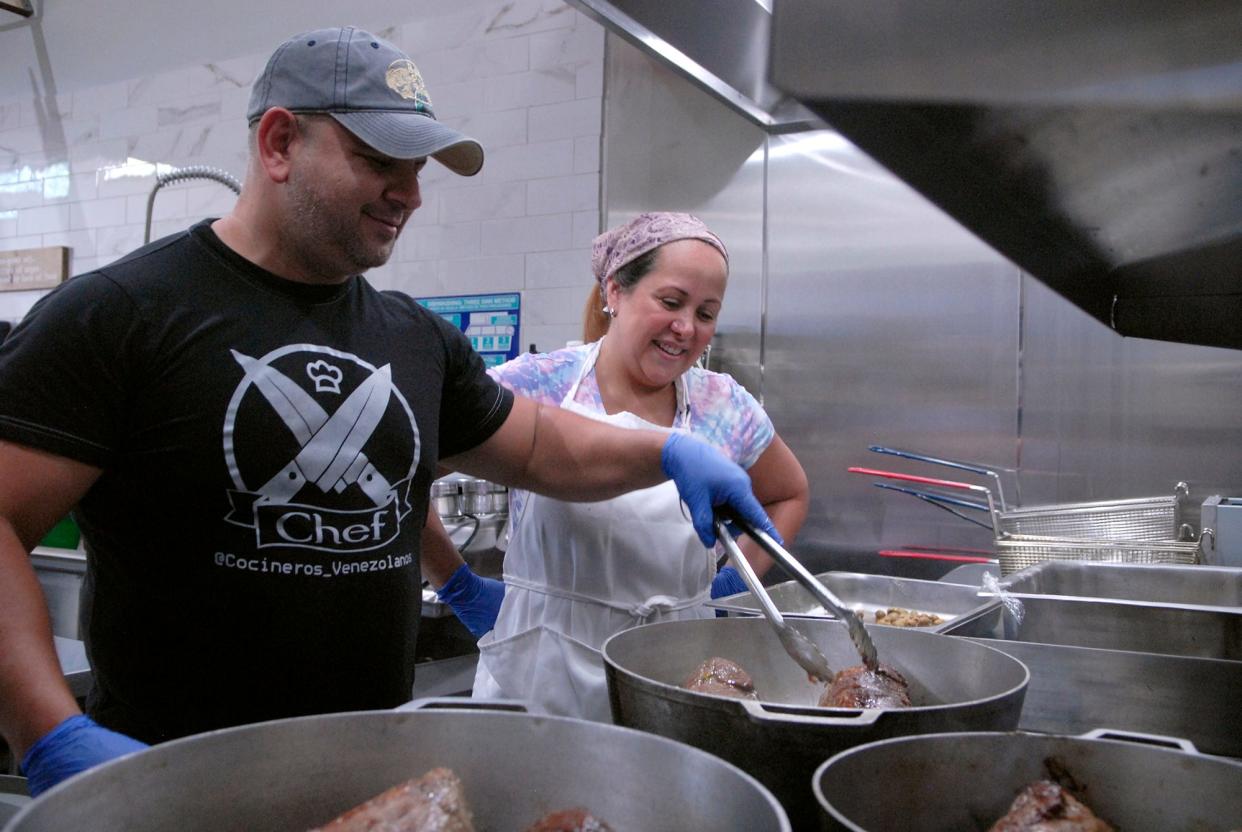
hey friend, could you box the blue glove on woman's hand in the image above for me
[661,432,780,548]
[436,563,505,638]
[21,714,147,797]
[710,565,748,599]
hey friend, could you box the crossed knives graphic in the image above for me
[232,351,397,507]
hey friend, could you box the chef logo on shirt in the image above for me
[222,345,419,554]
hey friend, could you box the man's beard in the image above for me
[285,175,395,276]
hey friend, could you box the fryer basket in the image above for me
[854,459,1199,574]
[865,447,1192,541]
[996,489,1188,540]
[994,534,1200,575]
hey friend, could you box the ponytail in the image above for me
[582,283,610,343]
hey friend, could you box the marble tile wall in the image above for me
[0,0,603,352]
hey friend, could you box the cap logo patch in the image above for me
[385,59,432,110]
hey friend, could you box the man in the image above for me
[0,27,776,795]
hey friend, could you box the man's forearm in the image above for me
[421,511,467,588]
[0,525,81,760]
[445,397,668,501]
[516,402,668,500]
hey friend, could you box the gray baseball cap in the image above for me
[246,27,483,176]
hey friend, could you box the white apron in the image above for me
[471,340,714,722]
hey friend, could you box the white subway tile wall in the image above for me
[0,1,603,351]
[525,249,594,289]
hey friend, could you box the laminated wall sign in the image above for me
[0,246,69,292]
[416,292,521,368]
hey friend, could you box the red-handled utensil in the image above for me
[848,466,1002,535]
[849,466,980,492]
[868,445,1011,510]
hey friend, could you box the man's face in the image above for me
[284,116,426,280]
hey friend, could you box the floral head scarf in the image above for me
[590,212,728,290]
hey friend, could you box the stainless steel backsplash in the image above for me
[602,34,1242,569]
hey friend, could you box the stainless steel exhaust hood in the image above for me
[576,0,1242,349]
[767,0,1242,349]
[566,0,820,132]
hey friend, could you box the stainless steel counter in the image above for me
[409,655,477,699]
[30,547,85,640]
[996,559,1242,610]
[950,593,1241,661]
[0,775,30,826]
[958,635,1242,758]
[944,565,1242,756]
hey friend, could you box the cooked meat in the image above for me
[818,664,912,708]
[986,780,1114,832]
[682,656,758,700]
[874,607,944,627]
[310,767,475,832]
[523,808,615,831]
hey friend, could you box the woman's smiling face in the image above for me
[605,238,728,391]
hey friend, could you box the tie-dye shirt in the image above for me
[488,341,774,520]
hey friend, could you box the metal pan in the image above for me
[706,570,999,632]
[4,706,790,831]
[813,729,1242,831]
[603,617,1028,830]
[996,558,1242,610]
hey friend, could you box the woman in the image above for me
[427,212,809,721]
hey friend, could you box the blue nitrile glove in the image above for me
[661,432,781,548]
[436,563,505,638]
[711,566,748,599]
[21,714,148,797]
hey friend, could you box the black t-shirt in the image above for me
[0,221,512,742]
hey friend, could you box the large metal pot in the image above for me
[459,477,507,515]
[4,705,790,831]
[813,730,1242,831]
[430,477,463,518]
[603,617,1029,830]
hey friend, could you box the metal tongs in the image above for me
[714,517,835,682]
[718,509,879,672]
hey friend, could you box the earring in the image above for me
[602,305,615,317]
